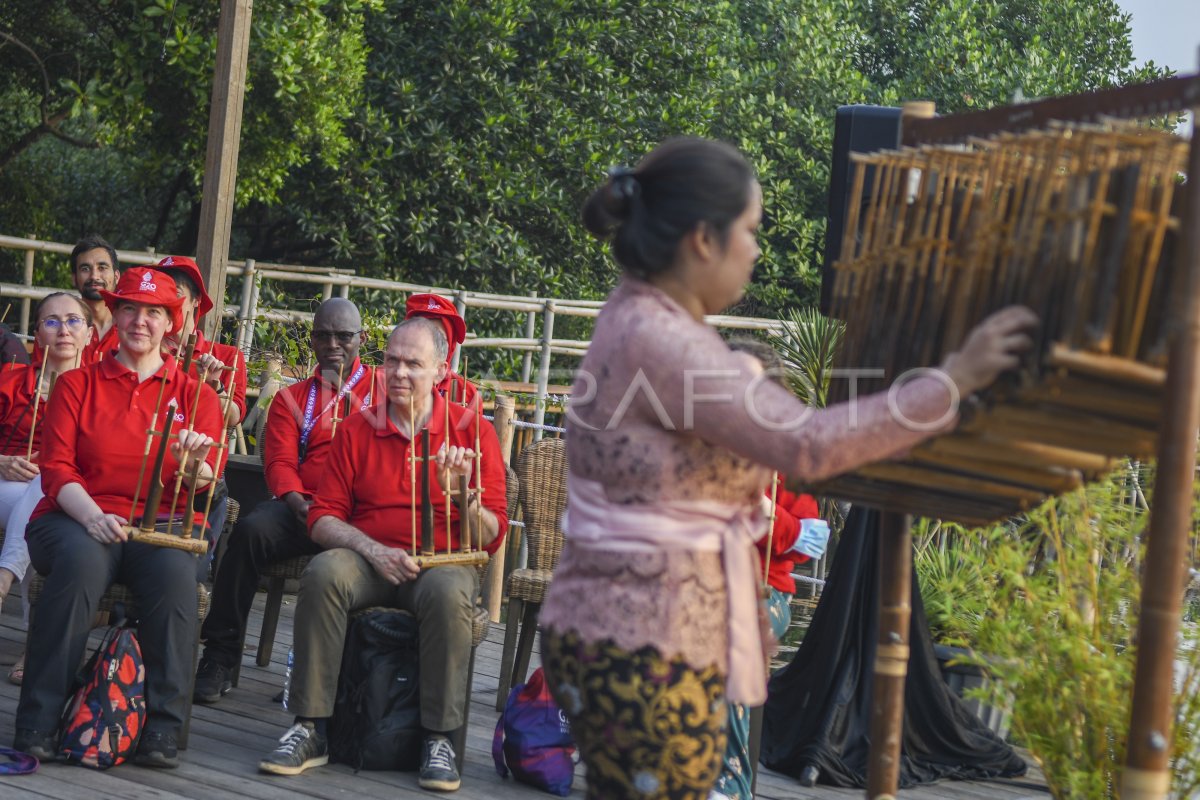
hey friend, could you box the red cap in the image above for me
[99,267,186,333]
[405,293,467,348]
[155,255,213,317]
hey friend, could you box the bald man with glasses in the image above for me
[194,298,378,704]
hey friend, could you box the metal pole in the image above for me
[20,240,33,336]
[196,0,254,342]
[532,300,555,441]
[1120,93,1200,800]
[866,511,912,800]
[521,291,537,384]
[451,291,466,374]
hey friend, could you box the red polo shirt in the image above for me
[34,354,224,526]
[438,372,478,407]
[0,364,42,456]
[81,322,120,365]
[760,477,819,595]
[189,330,248,420]
[263,359,375,498]
[309,393,508,554]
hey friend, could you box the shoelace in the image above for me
[274,723,311,756]
[425,737,455,771]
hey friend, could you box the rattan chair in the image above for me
[494,437,567,711]
[27,497,238,750]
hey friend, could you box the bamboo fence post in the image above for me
[533,300,555,440]
[1120,88,1200,800]
[321,280,333,302]
[234,258,255,355]
[484,394,517,622]
[521,291,538,384]
[451,291,466,374]
[20,238,33,337]
[866,511,913,800]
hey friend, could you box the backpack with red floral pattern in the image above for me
[58,626,146,769]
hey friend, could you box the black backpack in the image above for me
[329,608,423,771]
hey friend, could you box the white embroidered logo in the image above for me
[143,271,153,281]
[161,257,175,266]
[427,299,439,309]
[140,271,157,292]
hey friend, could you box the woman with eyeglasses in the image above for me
[14,268,223,768]
[0,292,92,684]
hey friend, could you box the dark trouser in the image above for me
[17,512,199,737]
[199,499,321,669]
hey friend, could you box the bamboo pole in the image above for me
[1120,89,1200,800]
[533,300,555,440]
[866,511,913,800]
[20,241,33,337]
[24,356,49,460]
[484,395,516,622]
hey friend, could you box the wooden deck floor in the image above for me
[0,591,1049,799]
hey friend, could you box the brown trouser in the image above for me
[288,547,477,732]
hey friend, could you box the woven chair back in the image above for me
[515,438,567,572]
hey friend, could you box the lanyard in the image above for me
[298,363,365,462]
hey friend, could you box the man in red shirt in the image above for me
[405,293,478,406]
[258,317,507,793]
[71,235,122,364]
[194,297,374,704]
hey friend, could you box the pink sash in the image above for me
[563,475,769,704]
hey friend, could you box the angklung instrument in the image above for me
[813,72,1200,800]
[405,374,489,570]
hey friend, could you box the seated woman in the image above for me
[13,268,223,768]
[0,292,92,685]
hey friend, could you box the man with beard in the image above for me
[70,235,122,364]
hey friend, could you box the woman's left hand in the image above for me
[170,429,215,473]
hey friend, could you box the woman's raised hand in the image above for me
[940,306,1039,396]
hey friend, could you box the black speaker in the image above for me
[820,105,903,316]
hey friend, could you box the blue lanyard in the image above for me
[298,364,365,462]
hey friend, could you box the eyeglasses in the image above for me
[39,316,87,332]
[312,329,362,345]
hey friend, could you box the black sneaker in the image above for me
[193,656,233,704]
[12,729,57,762]
[134,731,179,768]
[419,735,461,792]
[258,722,328,776]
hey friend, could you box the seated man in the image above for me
[404,293,477,406]
[193,297,374,702]
[70,235,122,364]
[258,317,508,793]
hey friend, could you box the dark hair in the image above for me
[69,235,119,275]
[35,292,92,325]
[159,267,200,302]
[582,137,754,278]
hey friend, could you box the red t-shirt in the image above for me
[309,392,508,554]
[0,363,42,456]
[759,476,820,595]
[34,354,224,526]
[81,323,120,366]
[188,330,249,420]
[263,359,375,498]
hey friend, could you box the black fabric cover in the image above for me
[761,507,1027,787]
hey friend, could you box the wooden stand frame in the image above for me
[860,72,1200,800]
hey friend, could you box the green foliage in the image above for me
[766,306,844,407]
[0,0,1167,321]
[913,466,1200,799]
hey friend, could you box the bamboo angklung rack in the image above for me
[822,72,1200,800]
[405,378,489,570]
[124,352,240,555]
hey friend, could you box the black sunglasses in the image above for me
[312,329,362,345]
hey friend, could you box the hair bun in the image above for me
[582,166,642,237]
